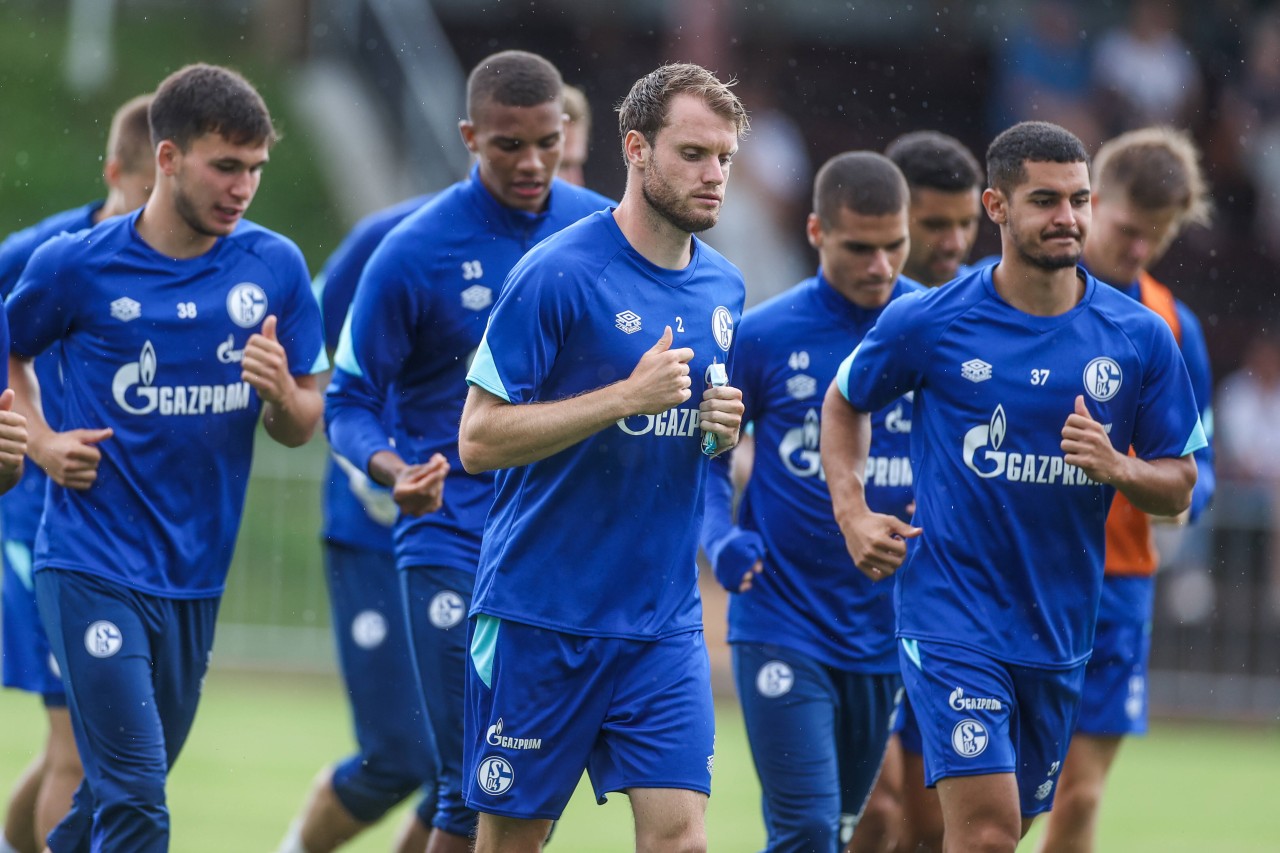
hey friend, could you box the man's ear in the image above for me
[982,187,1007,225]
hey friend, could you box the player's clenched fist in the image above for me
[698,383,744,456]
[625,325,696,415]
[394,452,451,517]
[832,506,922,581]
[1061,395,1121,484]
[242,314,295,404]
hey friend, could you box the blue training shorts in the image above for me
[1076,575,1153,737]
[2,538,66,703]
[733,642,901,851]
[899,638,1085,816]
[464,617,714,820]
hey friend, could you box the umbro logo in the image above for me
[961,359,992,383]
[461,284,492,311]
[111,297,141,322]
[615,310,642,334]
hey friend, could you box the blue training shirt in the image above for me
[837,264,1206,668]
[326,166,612,573]
[0,201,103,542]
[312,195,431,554]
[6,210,327,599]
[702,272,922,672]
[466,209,746,639]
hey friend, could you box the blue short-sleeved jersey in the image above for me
[313,195,432,553]
[466,210,746,639]
[703,273,923,671]
[0,202,103,541]
[6,211,327,598]
[837,265,1206,668]
[325,167,611,573]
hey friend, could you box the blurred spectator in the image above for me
[988,0,1101,150]
[1216,332,1280,617]
[1091,0,1204,135]
[704,79,813,305]
[1221,10,1280,254]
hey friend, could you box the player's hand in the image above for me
[1061,395,1122,484]
[242,315,296,406]
[625,326,695,415]
[833,507,922,581]
[736,559,764,592]
[37,426,113,491]
[393,453,450,517]
[0,390,28,477]
[699,384,744,457]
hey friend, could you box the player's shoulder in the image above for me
[223,219,309,279]
[548,179,614,219]
[1,201,101,258]
[344,194,433,251]
[742,276,817,327]
[691,234,743,281]
[878,264,983,332]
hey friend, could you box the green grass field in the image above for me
[2,669,1278,851]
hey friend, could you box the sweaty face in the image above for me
[905,187,981,286]
[169,133,268,239]
[1001,160,1091,271]
[464,99,564,213]
[639,93,738,235]
[808,206,909,309]
[1086,197,1180,285]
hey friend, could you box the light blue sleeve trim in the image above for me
[1201,406,1214,442]
[310,269,328,305]
[307,343,330,374]
[333,310,361,377]
[1181,418,1208,458]
[464,332,511,402]
[3,540,33,591]
[835,344,862,401]
[470,614,501,689]
[900,638,922,670]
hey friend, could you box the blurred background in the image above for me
[0,1,1278,847]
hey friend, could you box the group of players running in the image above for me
[0,44,1212,853]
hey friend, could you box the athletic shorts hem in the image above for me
[463,800,563,822]
[468,607,703,642]
[897,632,1090,671]
[594,780,712,802]
[34,563,225,600]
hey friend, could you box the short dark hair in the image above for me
[813,152,908,224]
[107,93,154,175]
[149,64,276,151]
[617,63,749,145]
[467,51,563,116]
[886,130,982,194]
[1093,126,1211,228]
[986,121,1088,195]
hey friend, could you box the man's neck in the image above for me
[133,195,217,260]
[612,191,692,270]
[991,252,1083,317]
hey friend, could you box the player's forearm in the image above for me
[262,384,323,447]
[458,383,632,473]
[1113,454,1198,517]
[820,380,873,520]
[7,355,54,467]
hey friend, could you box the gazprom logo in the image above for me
[112,340,253,416]
[962,405,1007,478]
[779,408,823,479]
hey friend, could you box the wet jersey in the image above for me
[467,210,745,639]
[326,167,611,573]
[837,264,1205,667]
[702,272,923,671]
[6,210,327,597]
[0,202,103,541]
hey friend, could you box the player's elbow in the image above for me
[457,430,497,474]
